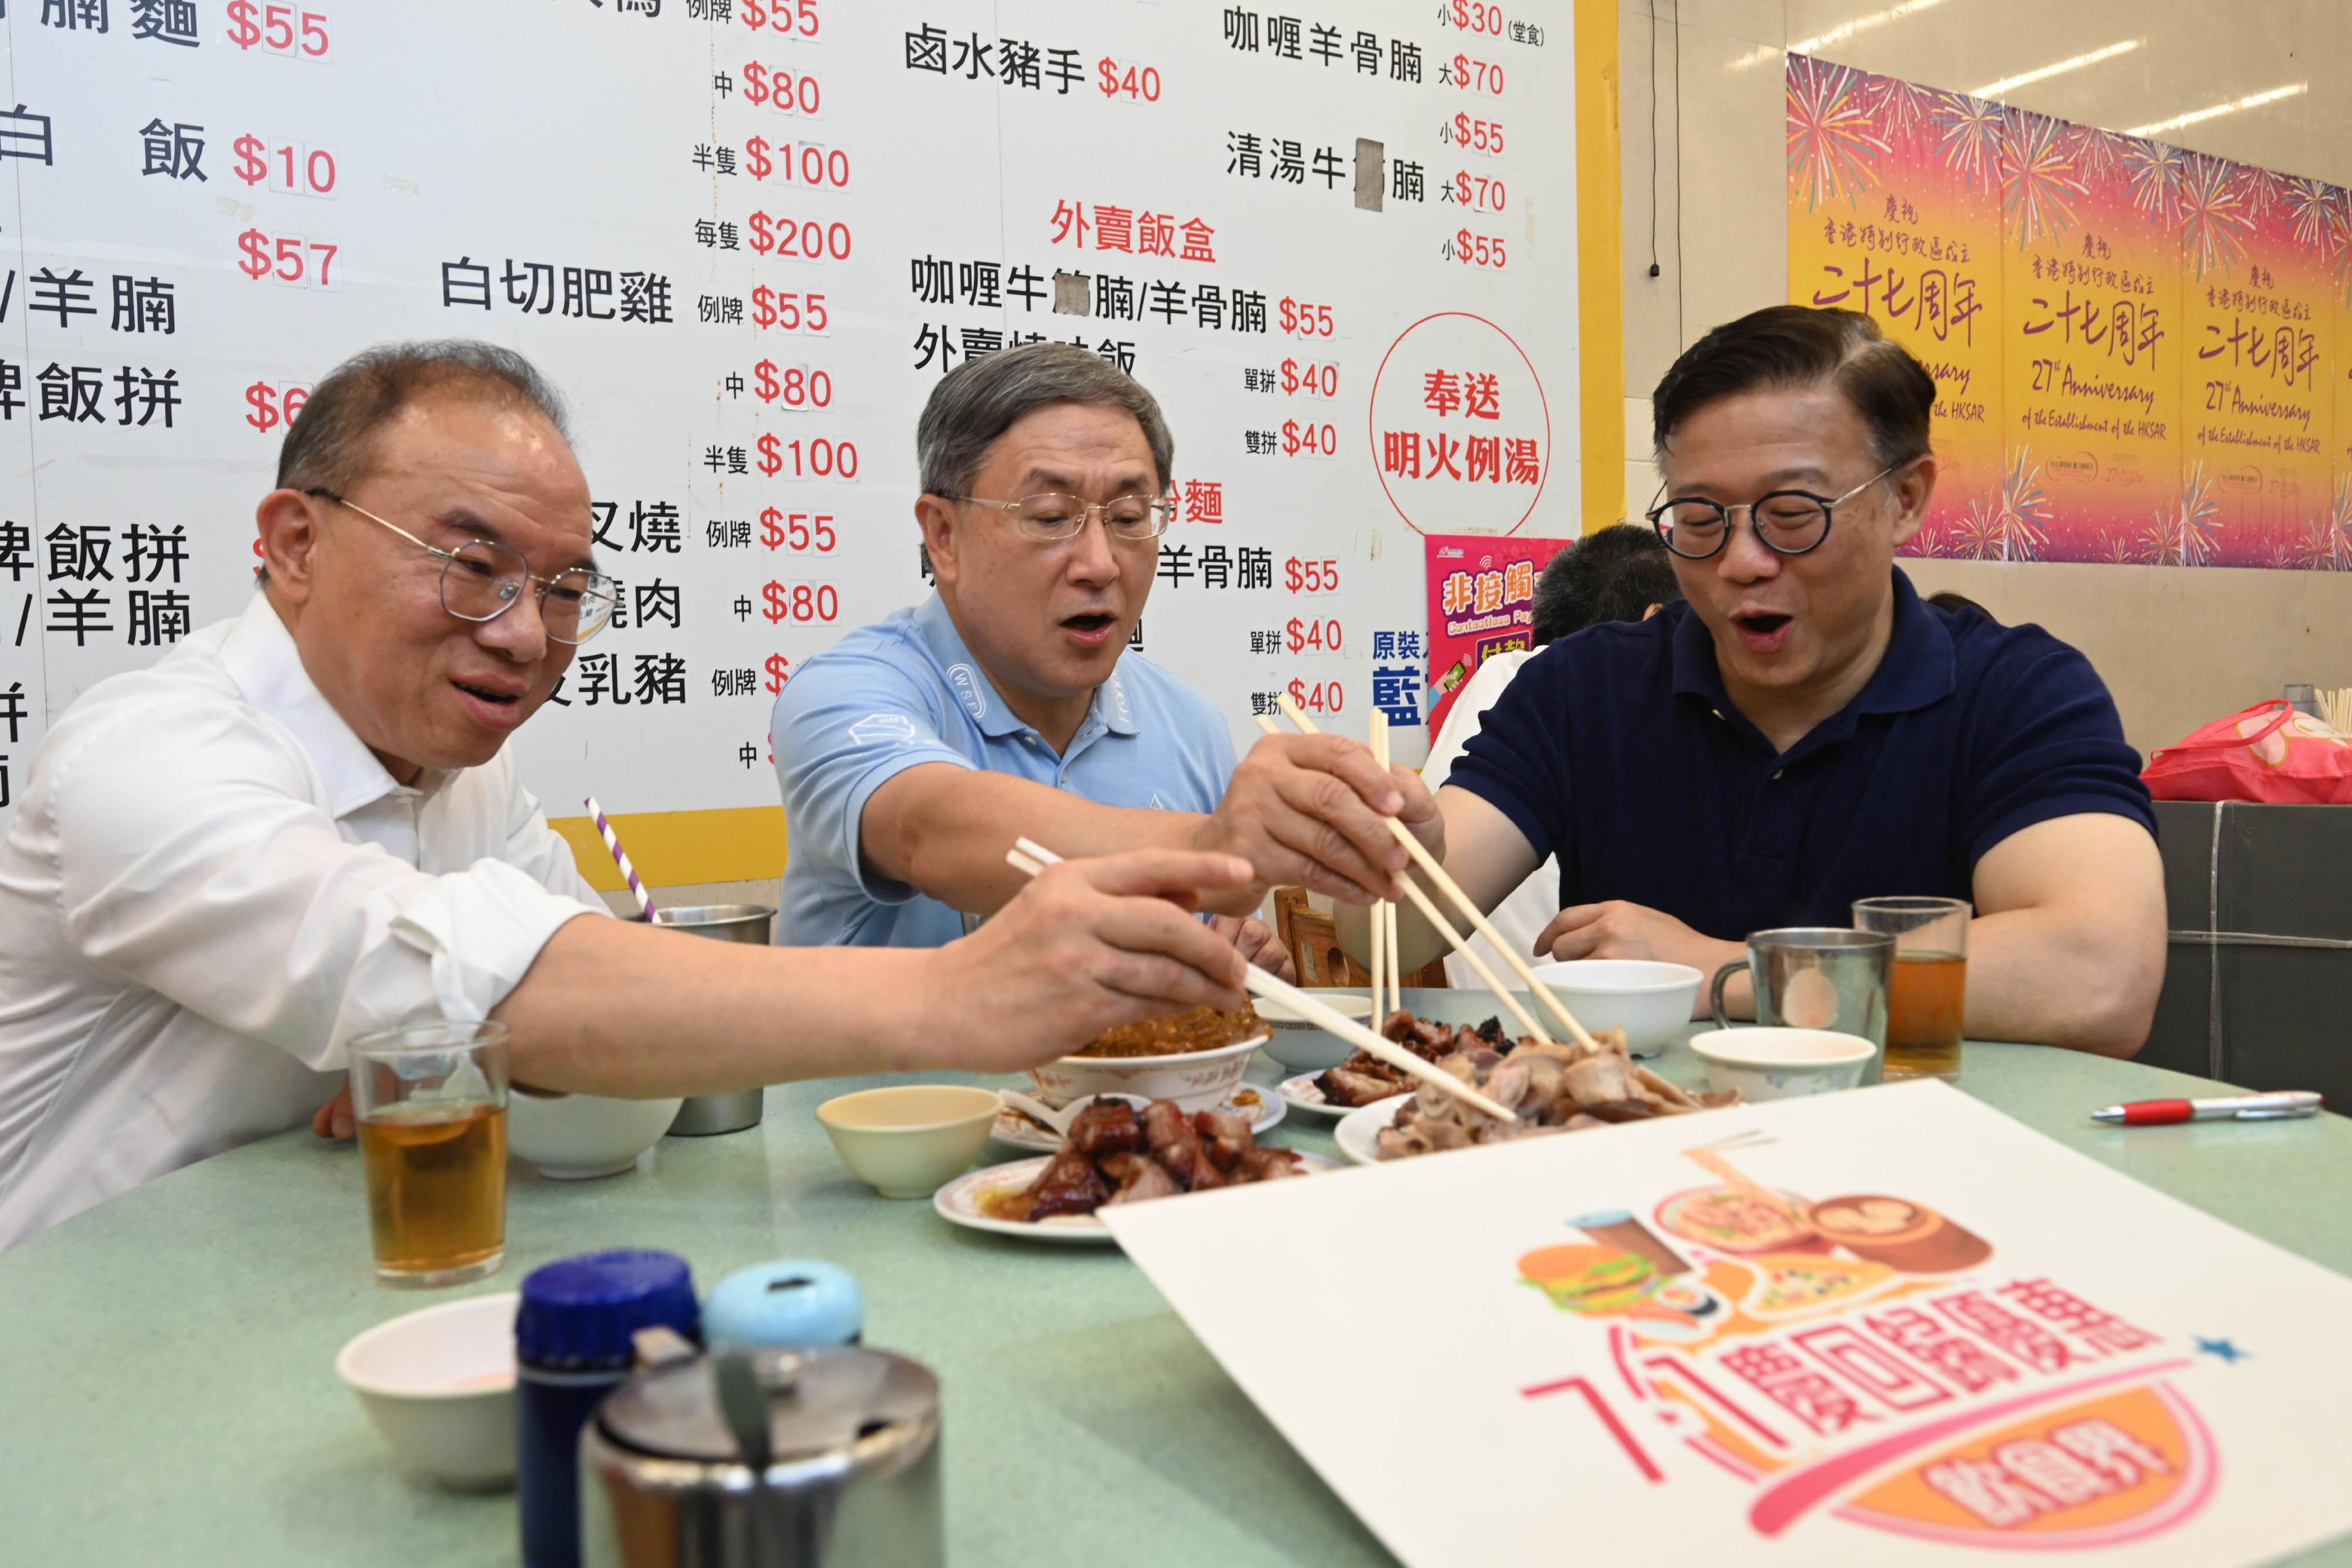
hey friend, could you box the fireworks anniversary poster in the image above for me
[1786,54,2350,570]
[1107,1081,2352,1566]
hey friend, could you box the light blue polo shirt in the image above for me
[771,593,1237,948]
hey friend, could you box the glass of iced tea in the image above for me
[348,1020,511,1289]
[1852,897,1970,1082]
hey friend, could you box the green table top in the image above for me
[4,991,2348,1566]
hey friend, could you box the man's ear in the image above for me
[914,494,960,589]
[255,488,321,605]
[1889,454,1938,551]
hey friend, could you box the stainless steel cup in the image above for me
[579,1346,944,1568]
[1709,927,1894,1086]
[642,904,776,1136]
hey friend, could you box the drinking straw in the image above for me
[584,795,659,922]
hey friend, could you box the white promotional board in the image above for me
[1107,1082,2352,1566]
[0,0,1581,856]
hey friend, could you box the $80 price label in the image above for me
[752,360,833,409]
[238,228,341,289]
[743,63,823,116]
[226,2,329,56]
[763,580,839,624]
[1097,58,1163,103]
[235,135,337,196]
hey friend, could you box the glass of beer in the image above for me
[349,1020,512,1288]
[1852,897,1969,1082]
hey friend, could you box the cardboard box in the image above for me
[2146,800,2352,1108]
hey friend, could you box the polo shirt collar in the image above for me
[1669,566,1956,734]
[218,591,437,817]
[914,591,1141,741]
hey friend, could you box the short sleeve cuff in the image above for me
[1967,790,2157,872]
[1443,756,1556,865]
[837,745,976,907]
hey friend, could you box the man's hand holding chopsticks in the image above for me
[930,850,1257,1072]
[1192,732,1445,907]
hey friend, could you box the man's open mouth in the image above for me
[1733,611,1792,637]
[454,680,522,706]
[1061,612,1116,637]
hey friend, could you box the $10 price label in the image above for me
[235,135,337,197]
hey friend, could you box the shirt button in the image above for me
[1773,770,1784,781]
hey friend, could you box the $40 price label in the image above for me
[226,2,329,56]
[1286,679,1344,716]
[1097,58,1162,103]
[1284,616,1342,657]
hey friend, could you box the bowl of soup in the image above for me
[1027,1006,1272,1112]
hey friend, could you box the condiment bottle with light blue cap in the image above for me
[701,1258,864,1350]
[515,1249,700,1568]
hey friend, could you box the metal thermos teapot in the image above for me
[579,1346,943,1568]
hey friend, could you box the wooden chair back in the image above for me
[1269,887,1447,989]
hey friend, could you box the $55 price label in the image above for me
[225,2,329,57]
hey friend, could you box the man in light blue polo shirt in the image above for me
[773,342,1439,960]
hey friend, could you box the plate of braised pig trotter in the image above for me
[1328,1010,1738,1165]
[936,1095,1338,1243]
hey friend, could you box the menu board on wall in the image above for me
[0,2,1583,861]
[1785,53,2348,573]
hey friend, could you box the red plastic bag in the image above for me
[2142,700,2352,804]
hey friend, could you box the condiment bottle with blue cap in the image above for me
[515,1249,700,1568]
[702,1259,863,1350]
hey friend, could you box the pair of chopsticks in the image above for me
[1367,710,1402,1029]
[1001,835,1518,1122]
[1259,695,1602,1054]
[2316,687,2352,734]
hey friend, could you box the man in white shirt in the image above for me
[1419,526,1681,986]
[0,342,1260,1252]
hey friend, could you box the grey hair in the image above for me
[275,340,572,495]
[916,341,1174,499]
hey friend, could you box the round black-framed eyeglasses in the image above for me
[1645,464,1898,560]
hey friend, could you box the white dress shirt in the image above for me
[0,593,606,1253]
[1421,650,1561,989]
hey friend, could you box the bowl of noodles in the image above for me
[1027,1006,1271,1113]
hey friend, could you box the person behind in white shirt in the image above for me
[1419,526,1682,987]
[0,341,1260,1253]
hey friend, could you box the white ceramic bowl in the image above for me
[1688,1027,1878,1101]
[1027,1031,1270,1113]
[506,1089,684,1179]
[335,1292,518,1490]
[1526,959,1704,1058]
[1251,991,1377,1072]
[816,1084,1003,1198]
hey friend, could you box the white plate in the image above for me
[990,1084,1282,1152]
[1278,1072,1401,1120]
[1333,1095,1411,1165]
[934,1149,1340,1244]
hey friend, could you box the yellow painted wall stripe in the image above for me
[1574,0,1625,531]
[549,806,789,891]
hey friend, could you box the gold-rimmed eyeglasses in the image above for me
[946,491,1175,543]
[1645,464,1899,560]
[305,488,619,644]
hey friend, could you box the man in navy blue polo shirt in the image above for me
[774,343,1421,964]
[1371,306,2164,1056]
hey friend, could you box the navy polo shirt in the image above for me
[1446,569,2154,940]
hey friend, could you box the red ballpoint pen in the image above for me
[2090,1091,2322,1125]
